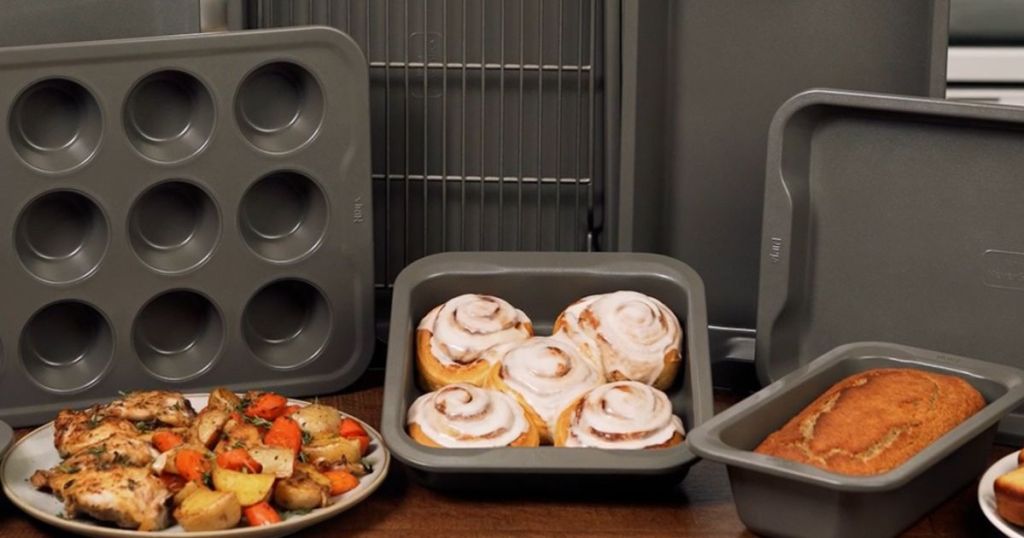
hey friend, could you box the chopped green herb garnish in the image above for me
[57,464,81,474]
[134,421,155,433]
[201,471,212,488]
[245,416,272,429]
[86,414,103,429]
[87,445,106,456]
[301,431,313,445]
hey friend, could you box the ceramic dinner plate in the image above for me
[980,451,1023,537]
[1,394,390,538]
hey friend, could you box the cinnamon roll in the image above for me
[553,381,684,449]
[416,294,534,391]
[406,383,540,448]
[485,337,602,444]
[553,291,682,389]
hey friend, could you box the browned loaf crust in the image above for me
[754,368,985,476]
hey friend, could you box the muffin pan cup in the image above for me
[0,27,373,426]
[688,342,1024,538]
[382,252,713,491]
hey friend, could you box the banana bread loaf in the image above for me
[755,368,985,476]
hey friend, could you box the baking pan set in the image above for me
[0,27,373,427]
[381,252,713,490]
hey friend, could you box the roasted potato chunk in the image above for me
[207,388,241,412]
[211,465,275,507]
[190,408,230,449]
[273,472,328,511]
[174,488,241,531]
[248,447,295,478]
[301,435,361,469]
[290,404,341,436]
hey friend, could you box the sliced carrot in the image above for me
[263,416,302,455]
[243,501,281,526]
[338,418,367,438]
[322,469,360,496]
[157,472,187,494]
[152,431,184,453]
[282,404,302,416]
[175,449,211,482]
[245,393,289,421]
[216,448,262,474]
[339,418,370,455]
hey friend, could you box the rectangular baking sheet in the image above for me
[616,0,949,360]
[758,89,1024,442]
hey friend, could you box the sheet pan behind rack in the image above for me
[615,0,949,366]
[0,0,247,47]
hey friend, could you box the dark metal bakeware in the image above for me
[244,0,612,298]
[0,27,373,427]
[381,251,712,490]
[950,0,1024,44]
[757,89,1024,442]
[688,342,1024,538]
[616,0,949,362]
[0,422,11,461]
[0,0,205,47]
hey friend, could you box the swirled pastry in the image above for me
[485,337,602,443]
[416,294,533,391]
[407,383,540,448]
[553,291,682,389]
[553,381,684,449]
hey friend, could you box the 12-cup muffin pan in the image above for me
[381,252,713,490]
[688,342,1024,538]
[0,27,373,426]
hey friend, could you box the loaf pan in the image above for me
[616,0,948,361]
[0,27,373,426]
[381,252,713,490]
[688,342,1024,538]
[757,89,1024,442]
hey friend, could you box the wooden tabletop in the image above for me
[0,371,1010,537]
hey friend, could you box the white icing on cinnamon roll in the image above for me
[556,291,681,385]
[407,383,530,448]
[563,381,684,449]
[418,294,532,366]
[492,337,602,429]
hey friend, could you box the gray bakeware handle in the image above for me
[689,341,1024,492]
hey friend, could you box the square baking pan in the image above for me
[757,89,1024,442]
[381,251,712,490]
[688,342,1024,538]
[0,27,374,426]
[615,0,949,362]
